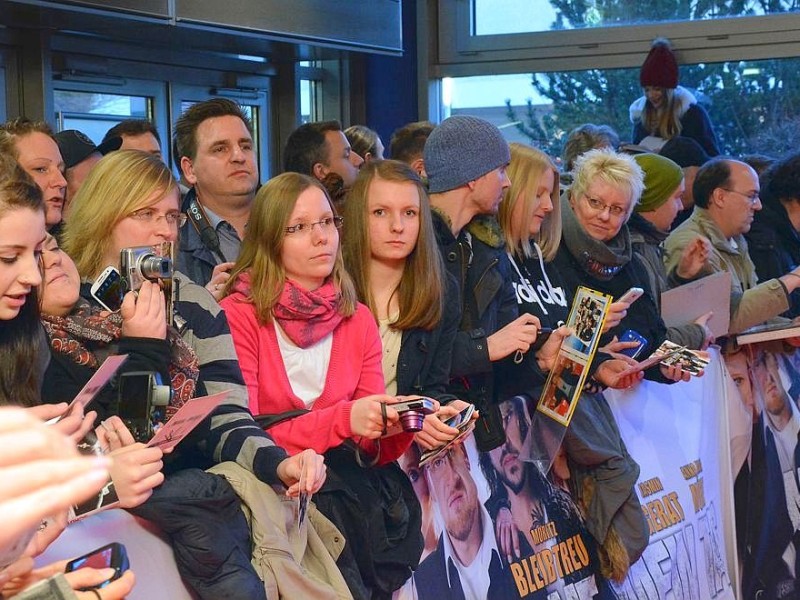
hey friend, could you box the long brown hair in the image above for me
[342,160,443,331]
[642,87,682,140]
[222,172,357,324]
[0,161,46,407]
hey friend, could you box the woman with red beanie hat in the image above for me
[629,38,721,157]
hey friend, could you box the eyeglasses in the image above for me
[285,216,344,235]
[128,208,188,228]
[721,188,760,205]
[583,195,627,217]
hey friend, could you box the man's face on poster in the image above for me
[427,444,480,542]
[755,352,791,418]
[489,401,527,494]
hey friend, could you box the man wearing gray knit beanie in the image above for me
[424,115,549,455]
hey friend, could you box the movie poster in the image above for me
[726,343,800,599]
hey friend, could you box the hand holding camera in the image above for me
[120,280,167,340]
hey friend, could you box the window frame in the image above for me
[435,3,800,77]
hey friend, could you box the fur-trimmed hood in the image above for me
[629,85,697,124]
[466,214,505,249]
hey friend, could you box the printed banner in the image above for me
[726,343,800,599]
[395,348,738,599]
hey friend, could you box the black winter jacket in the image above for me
[745,202,800,319]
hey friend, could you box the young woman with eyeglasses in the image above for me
[220,171,426,599]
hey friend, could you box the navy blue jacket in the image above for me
[396,273,461,403]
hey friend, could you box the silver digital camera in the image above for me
[119,245,173,295]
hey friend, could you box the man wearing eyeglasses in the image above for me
[412,441,515,600]
[665,158,800,334]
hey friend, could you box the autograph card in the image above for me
[57,354,129,422]
[147,391,229,451]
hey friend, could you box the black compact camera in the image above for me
[117,371,172,443]
[392,397,437,432]
[119,245,173,295]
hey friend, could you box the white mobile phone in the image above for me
[90,266,124,312]
[618,287,644,304]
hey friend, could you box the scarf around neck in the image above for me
[273,278,344,348]
[561,196,632,280]
[41,298,199,410]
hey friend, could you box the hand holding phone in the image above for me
[618,287,644,305]
[65,542,129,590]
[90,267,124,312]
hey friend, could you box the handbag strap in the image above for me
[254,408,310,430]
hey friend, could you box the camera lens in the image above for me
[399,410,425,432]
[139,255,173,280]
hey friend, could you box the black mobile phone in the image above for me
[530,326,554,353]
[65,542,129,589]
[90,266,124,312]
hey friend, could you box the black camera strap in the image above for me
[187,195,228,264]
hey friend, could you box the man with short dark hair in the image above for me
[174,98,259,290]
[389,120,434,179]
[283,120,363,206]
[664,157,800,333]
[103,119,162,158]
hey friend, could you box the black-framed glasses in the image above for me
[285,216,344,235]
[583,195,627,217]
[721,188,760,205]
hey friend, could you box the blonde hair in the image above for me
[570,148,644,218]
[342,160,444,331]
[641,88,682,140]
[62,150,177,278]
[221,172,357,323]
[498,143,562,261]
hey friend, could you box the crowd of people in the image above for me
[1,36,799,600]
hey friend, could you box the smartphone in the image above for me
[65,542,129,589]
[618,287,644,305]
[530,326,554,353]
[90,266,124,312]
[618,329,648,359]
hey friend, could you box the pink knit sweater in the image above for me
[221,289,413,465]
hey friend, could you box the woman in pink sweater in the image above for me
[220,172,417,466]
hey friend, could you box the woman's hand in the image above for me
[95,417,136,453]
[277,449,327,497]
[0,408,110,556]
[594,359,645,389]
[2,559,135,600]
[205,262,235,301]
[660,363,693,382]
[349,395,402,439]
[487,314,542,361]
[108,443,164,509]
[28,403,98,444]
[599,337,641,359]
[413,400,476,451]
[602,301,629,333]
[120,280,166,339]
[693,311,715,350]
[534,326,572,372]
[67,568,135,600]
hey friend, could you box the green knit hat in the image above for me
[633,153,684,213]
